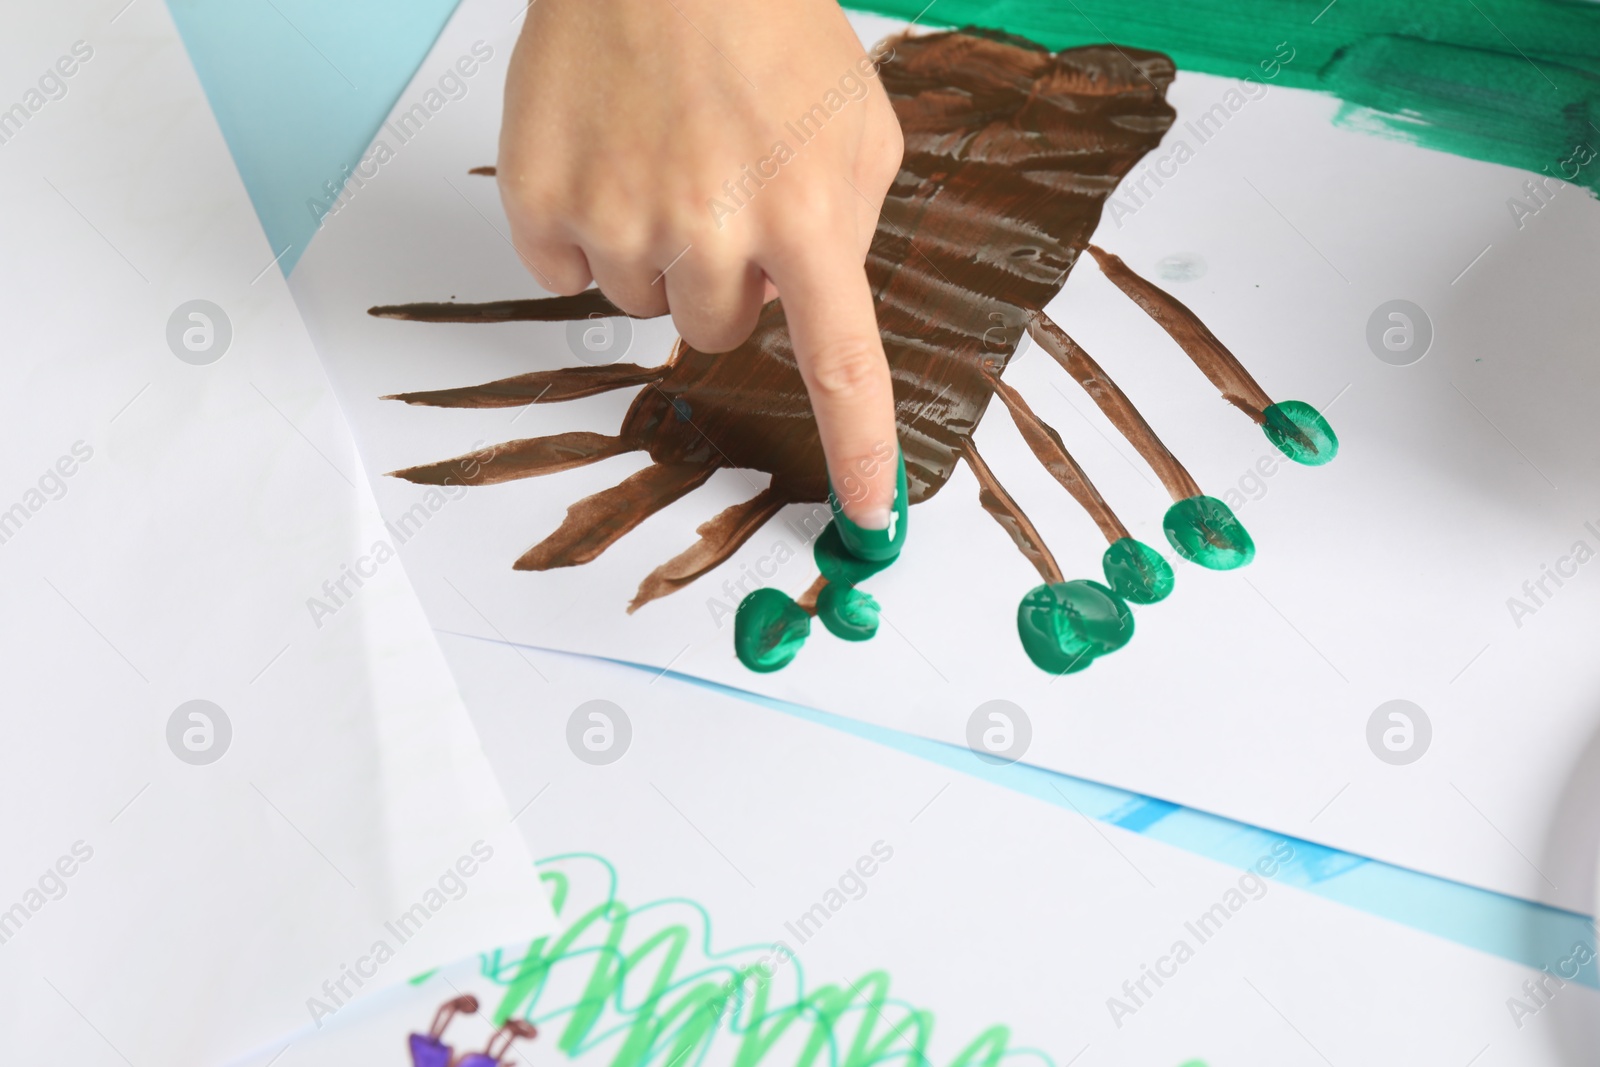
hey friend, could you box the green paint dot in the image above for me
[814,521,893,586]
[1163,495,1255,570]
[1101,537,1175,604]
[1016,580,1134,674]
[817,581,880,641]
[734,588,810,672]
[1262,400,1338,466]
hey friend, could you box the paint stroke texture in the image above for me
[844,0,1600,191]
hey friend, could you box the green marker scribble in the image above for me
[476,854,1055,1067]
[467,855,1204,1067]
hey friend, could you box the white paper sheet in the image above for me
[225,640,1600,1067]
[290,0,1600,912]
[0,4,553,1063]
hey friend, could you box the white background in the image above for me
[0,4,553,1063]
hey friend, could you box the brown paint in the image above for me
[795,575,828,617]
[1087,245,1274,422]
[386,363,665,408]
[372,289,631,324]
[963,438,1064,585]
[378,30,1187,604]
[982,364,1130,544]
[1026,311,1203,501]
[515,460,716,571]
[629,487,787,611]
[393,430,633,486]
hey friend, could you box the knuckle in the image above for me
[804,339,885,398]
[768,183,845,235]
[498,173,562,226]
[669,277,755,352]
[766,219,830,266]
[877,121,905,176]
[570,184,651,255]
[604,286,666,318]
[583,216,650,259]
[677,306,758,354]
[678,321,741,354]
[679,240,738,281]
[666,195,711,239]
[539,266,590,296]
[508,234,587,295]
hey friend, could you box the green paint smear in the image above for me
[817,582,881,641]
[476,853,1207,1067]
[1101,537,1175,604]
[1163,495,1255,570]
[814,522,894,587]
[735,588,810,672]
[1262,400,1338,466]
[733,522,902,672]
[1017,579,1133,674]
[842,0,1600,191]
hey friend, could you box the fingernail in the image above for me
[854,506,893,531]
[828,448,907,563]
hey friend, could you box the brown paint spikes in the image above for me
[370,289,636,324]
[628,487,789,612]
[516,460,717,571]
[981,362,1130,545]
[390,431,633,487]
[1026,311,1204,502]
[386,363,666,408]
[1087,245,1273,422]
[963,438,1064,586]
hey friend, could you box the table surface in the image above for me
[168,0,460,274]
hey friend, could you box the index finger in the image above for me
[765,237,906,563]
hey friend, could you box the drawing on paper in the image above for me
[408,993,538,1067]
[370,29,1336,675]
[408,852,1211,1067]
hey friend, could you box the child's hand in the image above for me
[498,0,905,538]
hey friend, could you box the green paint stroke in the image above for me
[1100,537,1175,604]
[1262,400,1338,466]
[844,0,1600,191]
[735,588,811,672]
[734,520,899,672]
[817,582,882,641]
[814,523,894,587]
[1017,579,1134,674]
[480,853,1211,1067]
[1163,495,1255,570]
